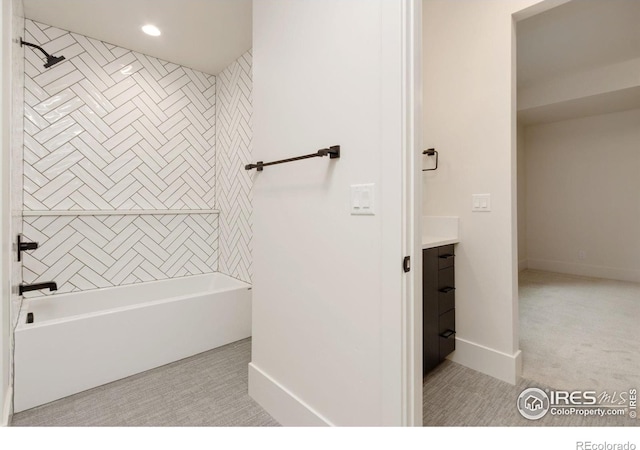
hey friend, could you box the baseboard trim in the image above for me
[527,259,640,283]
[447,338,521,385]
[518,259,528,272]
[248,363,332,426]
[1,387,12,427]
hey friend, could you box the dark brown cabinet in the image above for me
[423,244,456,376]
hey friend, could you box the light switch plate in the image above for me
[472,194,491,212]
[351,184,375,215]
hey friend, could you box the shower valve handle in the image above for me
[17,234,39,262]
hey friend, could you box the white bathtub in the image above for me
[14,273,251,413]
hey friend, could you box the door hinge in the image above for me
[403,256,411,273]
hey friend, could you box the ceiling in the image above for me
[517,0,640,88]
[23,0,252,75]
[517,0,640,124]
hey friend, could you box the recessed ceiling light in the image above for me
[142,24,161,37]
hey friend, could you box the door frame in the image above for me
[400,0,422,427]
[407,0,572,425]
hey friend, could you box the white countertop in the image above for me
[422,236,459,249]
[422,216,460,249]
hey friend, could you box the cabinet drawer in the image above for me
[438,286,455,315]
[438,265,454,289]
[437,245,455,269]
[438,266,455,313]
[438,309,456,360]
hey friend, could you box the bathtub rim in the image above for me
[16,272,251,331]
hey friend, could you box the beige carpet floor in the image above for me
[423,269,639,427]
[519,270,640,393]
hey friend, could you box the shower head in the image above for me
[20,38,66,69]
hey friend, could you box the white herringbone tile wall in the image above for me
[23,20,216,211]
[22,20,220,294]
[216,51,253,283]
[22,214,219,295]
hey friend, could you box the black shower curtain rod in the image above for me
[245,145,340,172]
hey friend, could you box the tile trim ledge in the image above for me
[23,210,220,217]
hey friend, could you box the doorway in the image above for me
[516,0,640,393]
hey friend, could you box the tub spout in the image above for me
[19,282,57,296]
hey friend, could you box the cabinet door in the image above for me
[423,248,439,375]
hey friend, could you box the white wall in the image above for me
[0,0,24,426]
[2,0,24,426]
[0,0,9,425]
[517,121,527,270]
[524,109,640,282]
[249,0,406,426]
[422,0,546,383]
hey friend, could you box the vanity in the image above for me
[422,217,459,376]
